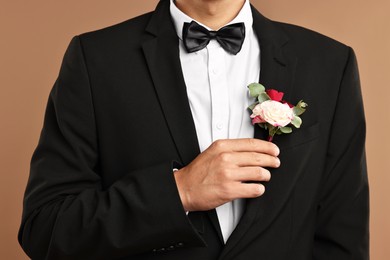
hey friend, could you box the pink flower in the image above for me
[251,100,294,127]
[251,115,266,125]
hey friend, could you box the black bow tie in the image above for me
[182,21,245,55]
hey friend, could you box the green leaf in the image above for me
[291,116,302,128]
[268,125,278,137]
[280,126,292,133]
[293,100,308,116]
[248,102,259,111]
[257,92,270,103]
[248,83,265,98]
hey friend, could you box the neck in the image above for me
[175,0,246,30]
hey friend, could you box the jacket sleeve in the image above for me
[18,36,204,260]
[313,48,369,259]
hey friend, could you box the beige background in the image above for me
[1,0,389,259]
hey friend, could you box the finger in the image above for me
[229,182,266,199]
[226,152,280,168]
[231,167,271,182]
[212,138,280,156]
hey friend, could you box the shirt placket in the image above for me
[207,41,234,242]
[208,41,229,143]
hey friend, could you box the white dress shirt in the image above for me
[170,0,260,243]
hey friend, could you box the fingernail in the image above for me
[258,184,265,195]
[276,158,281,167]
[275,146,280,156]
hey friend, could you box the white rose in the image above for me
[253,100,294,127]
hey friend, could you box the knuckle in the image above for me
[219,168,231,180]
[212,140,226,151]
[218,152,231,163]
[248,138,257,147]
[252,153,262,164]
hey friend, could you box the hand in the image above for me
[174,138,280,212]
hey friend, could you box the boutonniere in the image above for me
[248,83,308,142]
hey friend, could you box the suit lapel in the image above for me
[142,0,200,166]
[142,0,223,241]
[219,6,298,259]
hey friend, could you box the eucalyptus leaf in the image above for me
[248,83,265,98]
[280,126,293,133]
[291,116,302,128]
[268,125,278,137]
[293,100,308,116]
[248,102,259,110]
[257,92,270,103]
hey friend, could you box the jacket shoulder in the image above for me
[274,21,351,57]
[77,11,154,46]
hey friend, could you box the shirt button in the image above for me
[216,123,223,130]
[212,68,218,75]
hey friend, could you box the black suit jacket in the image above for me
[19,0,369,259]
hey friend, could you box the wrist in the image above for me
[173,168,191,212]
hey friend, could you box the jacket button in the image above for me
[176,242,184,248]
[153,247,166,253]
[167,245,175,251]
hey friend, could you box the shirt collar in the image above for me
[170,0,253,40]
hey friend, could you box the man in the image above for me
[19,0,369,259]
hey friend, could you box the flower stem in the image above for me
[267,135,273,142]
